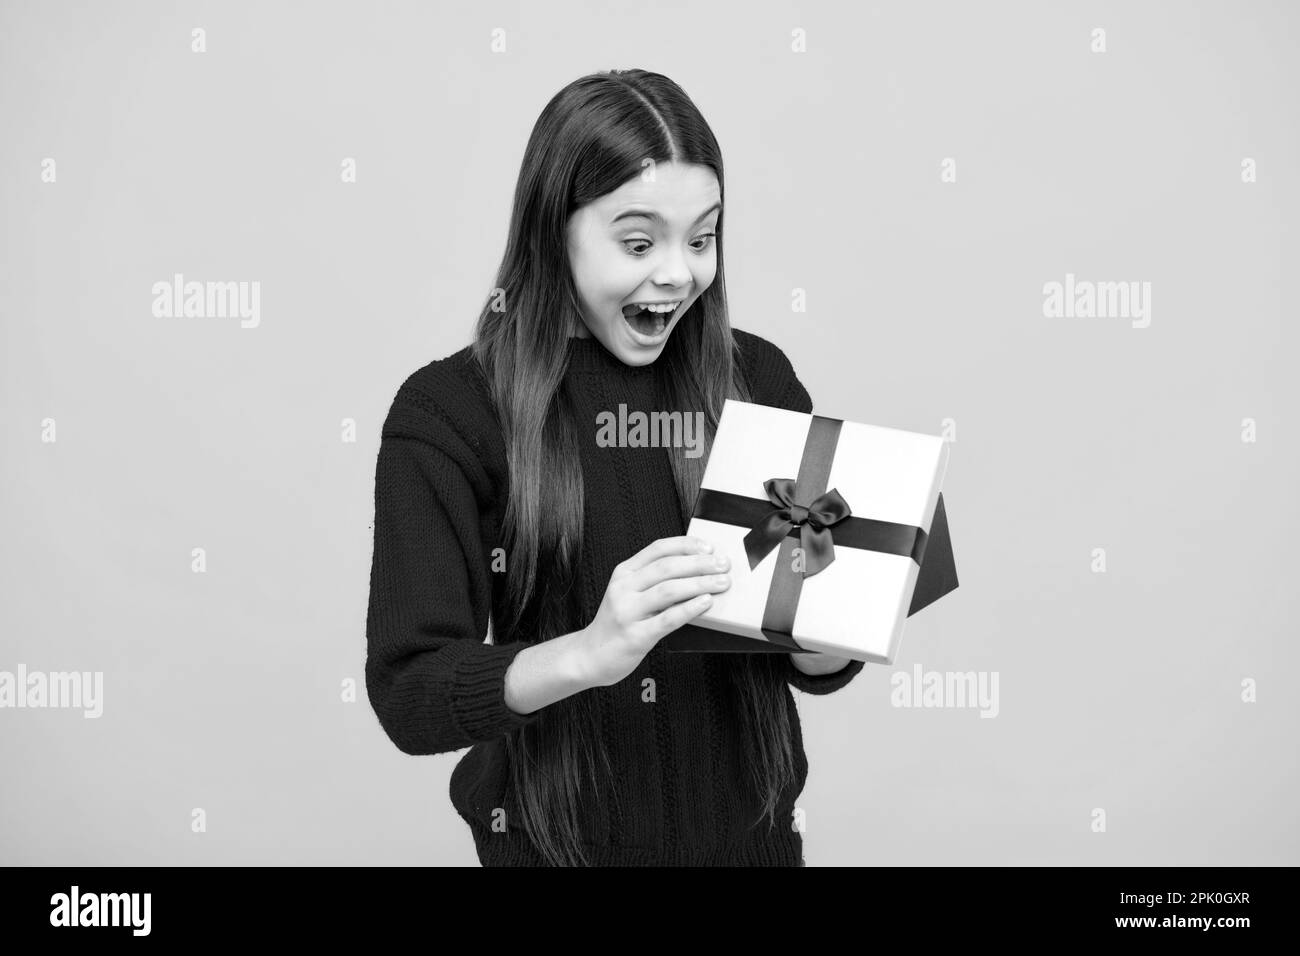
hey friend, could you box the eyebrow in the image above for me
[610,202,722,227]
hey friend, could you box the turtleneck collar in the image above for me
[565,335,658,377]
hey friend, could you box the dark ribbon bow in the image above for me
[742,478,852,577]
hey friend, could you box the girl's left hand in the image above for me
[789,651,852,676]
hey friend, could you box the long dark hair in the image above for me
[470,69,795,867]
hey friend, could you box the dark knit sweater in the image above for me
[364,328,866,866]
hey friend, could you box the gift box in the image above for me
[662,399,957,664]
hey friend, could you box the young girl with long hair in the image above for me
[365,68,864,867]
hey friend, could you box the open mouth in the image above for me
[621,299,683,338]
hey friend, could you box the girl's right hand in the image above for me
[578,535,732,688]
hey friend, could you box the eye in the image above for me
[621,233,718,257]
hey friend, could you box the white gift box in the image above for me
[683,399,952,664]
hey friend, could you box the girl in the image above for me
[365,68,865,867]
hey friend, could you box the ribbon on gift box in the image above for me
[692,414,931,651]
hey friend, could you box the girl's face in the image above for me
[565,161,721,366]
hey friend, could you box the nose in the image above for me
[652,246,693,293]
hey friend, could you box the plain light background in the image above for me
[2,0,1296,866]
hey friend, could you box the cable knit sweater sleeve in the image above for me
[365,377,543,756]
[737,329,868,696]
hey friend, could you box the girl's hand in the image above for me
[789,650,853,676]
[578,535,731,687]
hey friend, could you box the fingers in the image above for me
[619,536,711,575]
[645,593,715,640]
[638,563,731,616]
[630,551,727,592]
[612,536,727,636]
